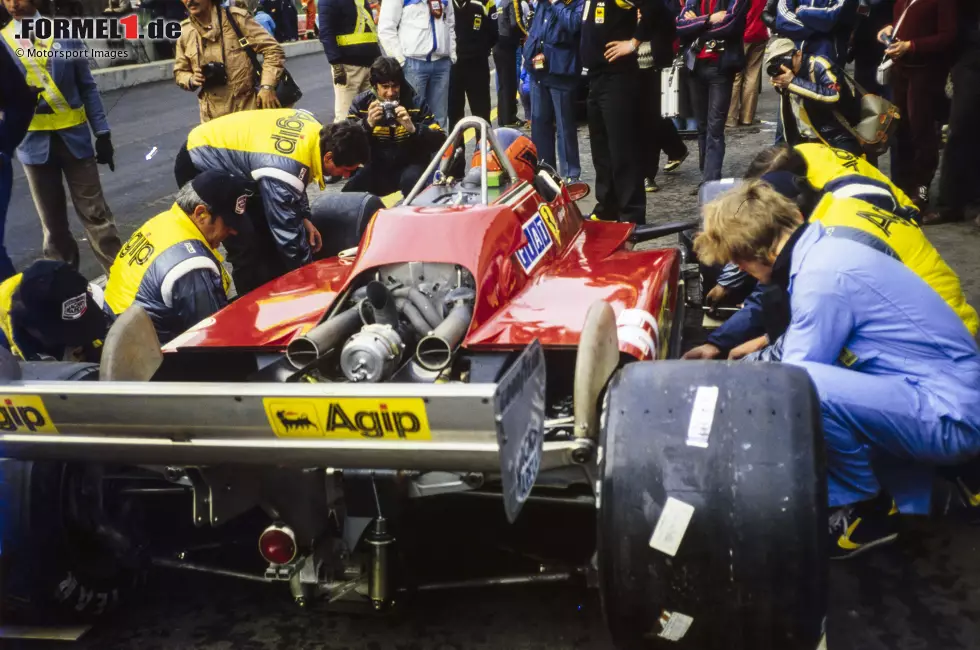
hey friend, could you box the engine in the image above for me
[285,263,476,383]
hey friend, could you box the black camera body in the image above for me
[766,54,795,78]
[199,61,229,91]
[381,100,400,124]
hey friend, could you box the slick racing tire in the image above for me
[597,361,827,650]
[0,461,144,622]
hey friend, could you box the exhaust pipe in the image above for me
[415,301,473,371]
[286,307,362,369]
[365,281,399,328]
[392,287,442,329]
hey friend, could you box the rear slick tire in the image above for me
[597,360,828,649]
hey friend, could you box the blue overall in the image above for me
[780,224,980,513]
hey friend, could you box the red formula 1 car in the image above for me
[0,119,827,649]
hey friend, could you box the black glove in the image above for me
[95,133,115,171]
[332,64,347,86]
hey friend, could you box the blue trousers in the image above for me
[530,80,580,178]
[799,362,980,513]
[690,59,734,183]
[403,57,452,132]
[0,153,16,282]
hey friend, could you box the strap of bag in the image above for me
[223,7,264,80]
[878,0,920,65]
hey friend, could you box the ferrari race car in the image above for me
[0,119,827,649]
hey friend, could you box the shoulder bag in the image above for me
[222,7,303,107]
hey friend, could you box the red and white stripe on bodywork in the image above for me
[616,308,660,360]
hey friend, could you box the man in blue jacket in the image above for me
[2,0,122,274]
[523,0,583,183]
[0,29,39,283]
[774,0,859,65]
[694,179,980,558]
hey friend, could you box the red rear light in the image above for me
[259,525,297,565]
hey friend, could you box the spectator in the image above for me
[104,171,250,344]
[677,0,751,189]
[449,0,498,130]
[302,0,317,37]
[345,57,447,197]
[174,109,371,294]
[318,0,382,127]
[174,0,286,123]
[638,2,689,192]
[933,0,980,226]
[523,0,583,183]
[765,37,862,155]
[0,30,39,282]
[494,0,530,127]
[255,2,277,32]
[378,0,457,131]
[774,0,859,65]
[877,0,956,214]
[727,0,768,127]
[579,0,666,224]
[2,0,123,273]
[260,0,286,39]
[282,0,299,39]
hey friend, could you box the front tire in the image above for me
[597,361,828,649]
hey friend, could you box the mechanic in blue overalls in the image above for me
[522,0,583,183]
[694,179,980,559]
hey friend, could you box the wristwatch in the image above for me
[259,84,276,90]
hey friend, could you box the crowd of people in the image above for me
[2,0,980,558]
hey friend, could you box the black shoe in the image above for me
[664,149,689,173]
[644,178,659,193]
[828,491,899,560]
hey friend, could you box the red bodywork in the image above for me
[165,181,681,361]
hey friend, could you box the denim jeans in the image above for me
[0,153,15,281]
[403,56,453,132]
[690,59,735,183]
[530,80,581,178]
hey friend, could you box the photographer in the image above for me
[344,57,447,197]
[764,36,862,155]
[174,0,286,123]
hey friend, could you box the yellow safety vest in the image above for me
[0,274,25,359]
[796,143,918,216]
[1,22,87,132]
[811,195,980,335]
[104,206,232,316]
[336,0,379,46]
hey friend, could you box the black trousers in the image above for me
[938,45,980,214]
[586,69,645,224]
[640,66,688,181]
[450,55,492,130]
[173,141,289,296]
[493,42,520,126]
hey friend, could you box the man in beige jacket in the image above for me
[174,0,286,122]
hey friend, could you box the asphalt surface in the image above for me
[7,54,980,649]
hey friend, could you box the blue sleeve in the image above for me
[775,0,814,39]
[170,269,229,332]
[794,0,853,34]
[706,286,767,352]
[552,0,584,40]
[72,43,110,135]
[787,56,840,103]
[704,0,750,38]
[318,0,344,63]
[780,270,855,365]
[257,176,313,269]
[676,0,711,37]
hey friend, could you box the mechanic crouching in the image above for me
[104,172,251,345]
[344,57,448,198]
[0,260,108,362]
[174,108,371,295]
[694,180,980,558]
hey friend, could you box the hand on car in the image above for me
[367,100,384,128]
[682,343,722,360]
[728,335,768,360]
[885,40,911,59]
[395,106,416,133]
[708,10,726,24]
[604,39,637,62]
[257,87,280,109]
[704,284,728,310]
[771,65,794,90]
[303,219,322,253]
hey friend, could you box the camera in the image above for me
[199,61,228,91]
[381,100,400,124]
[766,54,795,78]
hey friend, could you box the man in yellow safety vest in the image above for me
[1,0,123,273]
